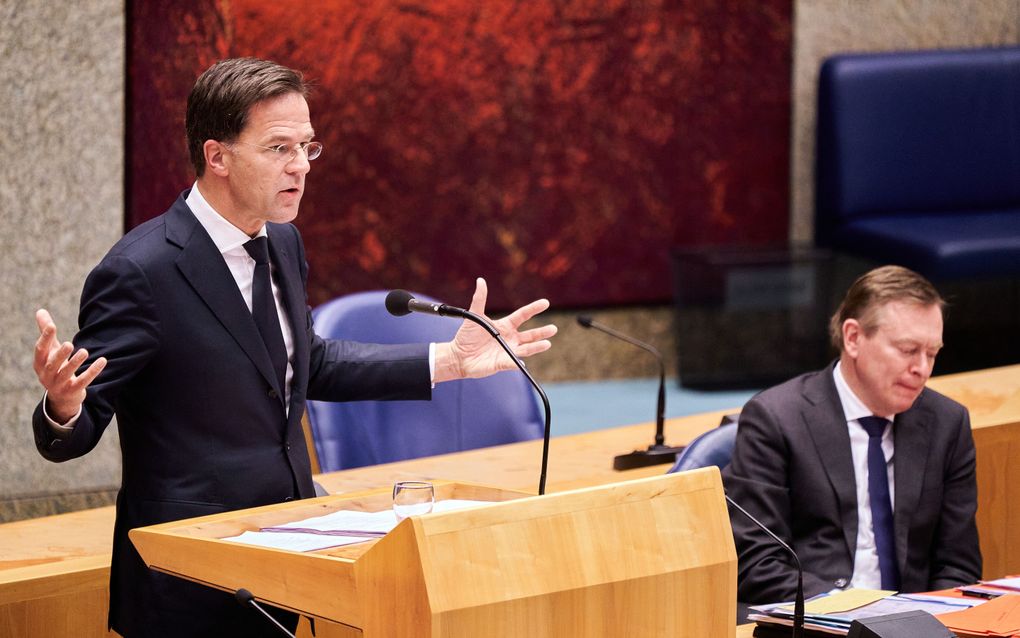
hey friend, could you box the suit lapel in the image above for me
[892,402,932,581]
[802,367,860,559]
[166,198,282,399]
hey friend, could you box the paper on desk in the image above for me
[264,499,495,536]
[982,576,1020,592]
[791,589,895,615]
[266,508,397,535]
[746,613,849,635]
[223,499,497,553]
[756,592,981,637]
[773,592,960,622]
[899,592,985,608]
[937,593,1020,636]
[223,530,370,552]
[833,594,977,621]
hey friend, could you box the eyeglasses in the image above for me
[232,140,323,162]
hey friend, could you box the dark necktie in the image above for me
[858,416,900,590]
[243,237,287,396]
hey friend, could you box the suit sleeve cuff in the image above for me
[41,391,80,435]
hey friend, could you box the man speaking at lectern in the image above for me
[30,58,555,638]
[724,265,981,604]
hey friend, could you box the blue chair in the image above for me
[815,46,1020,280]
[305,291,544,472]
[666,422,738,474]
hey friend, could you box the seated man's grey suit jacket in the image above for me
[722,363,981,604]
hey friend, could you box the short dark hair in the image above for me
[186,58,308,176]
[829,265,945,351]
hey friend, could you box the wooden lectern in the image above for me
[130,469,736,637]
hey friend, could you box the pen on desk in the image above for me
[958,588,997,599]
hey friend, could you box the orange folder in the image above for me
[937,594,1020,637]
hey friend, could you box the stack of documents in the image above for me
[749,589,981,636]
[958,577,1020,600]
[938,594,1020,638]
[222,499,492,552]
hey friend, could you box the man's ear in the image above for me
[842,318,862,359]
[204,140,231,177]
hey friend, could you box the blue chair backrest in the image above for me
[815,46,1020,244]
[305,291,544,471]
[666,422,738,474]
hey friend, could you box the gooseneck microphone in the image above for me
[385,289,470,319]
[724,495,805,638]
[576,316,684,470]
[234,588,297,638]
[385,289,554,495]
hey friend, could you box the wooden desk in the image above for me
[314,407,735,495]
[928,365,1020,580]
[314,364,1020,580]
[0,506,116,637]
[2,364,1018,637]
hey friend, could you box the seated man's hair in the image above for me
[828,265,945,351]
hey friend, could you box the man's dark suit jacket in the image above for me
[722,363,981,604]
[32,192,432,637]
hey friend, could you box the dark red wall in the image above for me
[128,0,792,310]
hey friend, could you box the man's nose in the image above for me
[912,351,933,375]
[286,150,312,175]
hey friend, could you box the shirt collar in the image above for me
[185,182,266,255]
[833,359,894,422]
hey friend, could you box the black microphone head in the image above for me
[576,315,594,328]
[235,588,255,606]
[385,289,414,317]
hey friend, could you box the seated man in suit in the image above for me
[724,265,981,604]
[31,57,556,638]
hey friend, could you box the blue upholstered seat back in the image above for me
[305,291,544,471]
[667,422,738,474]
[817,47,1020,230]
[815,46,1020,278]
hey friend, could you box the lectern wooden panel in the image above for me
[129,482,522,629]
[130,470,736,637]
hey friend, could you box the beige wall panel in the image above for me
[0,1,125,511]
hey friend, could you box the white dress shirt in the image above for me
[833,360,896,590]
[186,184,296,408]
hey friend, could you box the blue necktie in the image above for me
[244,237,287,396]
[858,416,900,590]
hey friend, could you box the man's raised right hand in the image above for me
[33,309,106,425]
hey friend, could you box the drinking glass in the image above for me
[392,481,435,521]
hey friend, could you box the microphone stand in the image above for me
[235,588,297,638]
[576,316,684,470]
[724,495,804,638]
[454,308,553,495]
[385,291,553,495]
